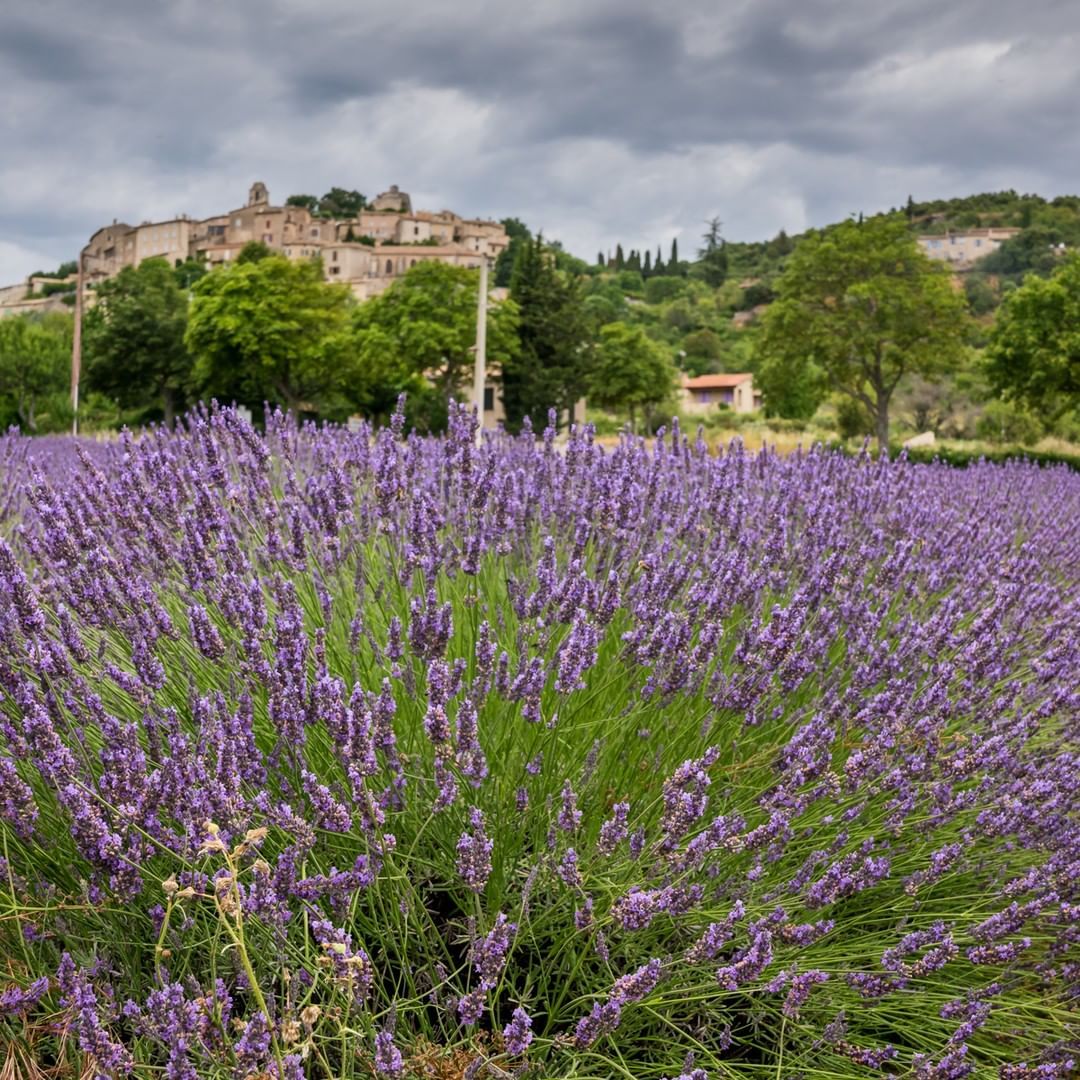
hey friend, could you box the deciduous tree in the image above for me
[186,254,353,417]
[83,257,190,427]
[0,312,71,432]
[351,260,520,423]
[984,253,1080,420]
[589,321,676,432]
[755,215,969,445]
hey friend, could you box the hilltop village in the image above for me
[0,183,509,315]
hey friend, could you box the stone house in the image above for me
[680,373,761,415]
[917,228,1021,271]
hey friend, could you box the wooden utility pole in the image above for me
[71,249,84,436]
[472,255,489,445]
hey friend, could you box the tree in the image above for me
[237,241,273,264]
[984,253,1080,421]
[503,234,592,430]
[286,194,319,212]
[655,246,664,275]
[186,254,354,417]
[83,258,191,427]
[317,188,366,218]
[351,260,520,417]
[681,328,723,376]
[670,238,680,272]
[174,257,207,290]
[0,312,71,432]
[589,322,676,432]
[495,218,531,288]
[643,250,652,277]
[698,217,729,287]
[644,276,687,305]
[755,215,969,445]
[614,244,626,271]
[976,226,1069,279]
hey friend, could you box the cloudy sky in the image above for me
[2,0,1078,282]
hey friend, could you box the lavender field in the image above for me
[0,405,1077,1079]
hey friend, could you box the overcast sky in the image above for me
[2,0,1078,282]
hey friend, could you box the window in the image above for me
[234,218,242,228]
[332,251,338,262]
[414,225,419,235]
[975,239,982,247]
[310,227,320,238]
[483,387,495,411]
[697,391,711,404]
[385,259,393,274]
[950,236,958,244]
[263,233,273,243]
[266,219,272,228]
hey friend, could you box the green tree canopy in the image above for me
[984,253,1080,421]
[0,312,72,432]
[237,242,273,264]
[644,276,687,305]
[186,254,354,417]
[494,218,531,288]
[975,226,1071,280]
[681,328,724,375]
[755,215,970,445]
[351,260,520,424]
[174,257,208,290]
[318,187,366,218]
[83,258,191,427]
[589,321,677,431]
[697,217,729,287]
[285,194,319,212]
[503,234,592,430]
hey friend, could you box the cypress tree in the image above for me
[615,244,625,271]
[643,250,652,276]
[502,233,592,432]
[655,245,664,274]
[670,237,679,271]
[627,249,641,272]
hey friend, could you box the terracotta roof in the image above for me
[683,373,753,390]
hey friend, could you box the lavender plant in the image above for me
[0,403,1077,1078]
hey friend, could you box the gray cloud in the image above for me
[1,0,1078,281]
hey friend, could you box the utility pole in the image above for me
[472,255,489,446]
[71,249,85,436]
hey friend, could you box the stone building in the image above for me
[916,228,1021,271]
[74,182,508,300]
[680,373,761,415]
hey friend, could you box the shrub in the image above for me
[975,399,1043,445]
[835,397,873,439]
[644,276,687,304]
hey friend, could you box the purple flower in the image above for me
[456,808,493,892]
[557,781,582,833]
[0,975,49,1017]
[375,1028,404,1076]
[471,912,516,988]
[503,1006,533,1055]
